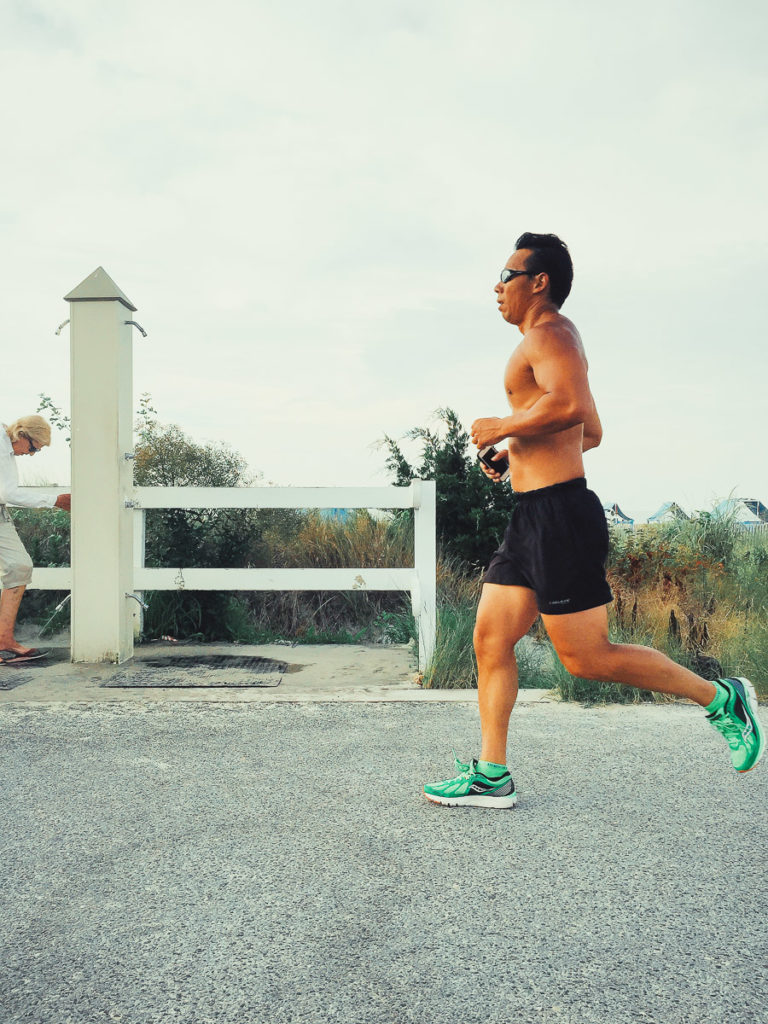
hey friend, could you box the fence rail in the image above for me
[132,485,418,509]
[23,482,437,671]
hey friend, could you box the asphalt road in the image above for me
[1,699,766,1024]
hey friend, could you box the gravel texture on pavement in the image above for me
[1,700,766,1024]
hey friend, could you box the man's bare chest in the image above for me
[504,349,541,407]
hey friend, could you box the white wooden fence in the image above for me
[23,482,437,671]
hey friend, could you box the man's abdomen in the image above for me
[507,427,586,493]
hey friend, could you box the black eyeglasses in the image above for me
[500,268,534,284]
[24,437,40,454]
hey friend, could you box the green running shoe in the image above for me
[706,677,765,773]
[423,753,517,808]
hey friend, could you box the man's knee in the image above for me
[556,643,613,679]
[474,586,538,663]
[473,620,522,662]
[473,621,499,658]
[557,651,589,678]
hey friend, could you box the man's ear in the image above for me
[532,272,549,295]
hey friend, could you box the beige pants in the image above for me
[0,511,34,589]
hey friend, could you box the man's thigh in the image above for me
[541,604,610,662]
[476,583,540,644]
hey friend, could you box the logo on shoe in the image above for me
[734,694,754,739]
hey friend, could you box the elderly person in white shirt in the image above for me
[1,416,70,664]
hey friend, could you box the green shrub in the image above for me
[379,408,516,567]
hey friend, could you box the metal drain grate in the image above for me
[102,654,288,688]
[0,673,33,691]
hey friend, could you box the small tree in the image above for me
[36,394,71,444]
[132,399,277,638]
[379,408,515,567]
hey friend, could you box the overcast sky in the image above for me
[3,0,766,521]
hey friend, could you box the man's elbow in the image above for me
[566,401,591,429]
[546,394,592,433]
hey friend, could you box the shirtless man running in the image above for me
[423,232,764,808]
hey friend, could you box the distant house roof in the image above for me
[713,498,767,525]
[648,501,689,523]
[743,499,768,523]
[603,502,634,524]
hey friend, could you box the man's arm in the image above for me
[471,328,593,447]
[0,455,58,509]
[0,453,70,511]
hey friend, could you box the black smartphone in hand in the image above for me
[477,445,510,481]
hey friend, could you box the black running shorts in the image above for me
[483,477,613,615]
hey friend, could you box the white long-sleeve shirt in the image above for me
[0,427,58,508]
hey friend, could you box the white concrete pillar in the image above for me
[65,267,137,663]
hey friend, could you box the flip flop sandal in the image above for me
[0,649,49,665]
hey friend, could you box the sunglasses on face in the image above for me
[24,436,40,454]
[500,268,534,284]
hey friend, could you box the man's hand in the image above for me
[55,493,71,513]
[470,417,509,449]
[478,448,508,483]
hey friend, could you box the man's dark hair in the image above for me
[514,232,573,308]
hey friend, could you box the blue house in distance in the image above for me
[648,501,689,524]
[712,498,768,528]
[602,501,634,526]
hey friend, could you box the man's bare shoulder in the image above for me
[521,315,584,359]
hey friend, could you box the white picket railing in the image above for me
[23,482,437,671]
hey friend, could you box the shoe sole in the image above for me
[424,792,517,808]
[734,677,765,773]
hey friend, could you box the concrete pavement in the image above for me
[1,643,768,1019]
[1,644,766,1024]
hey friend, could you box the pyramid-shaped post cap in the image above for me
[64,267,137,311]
